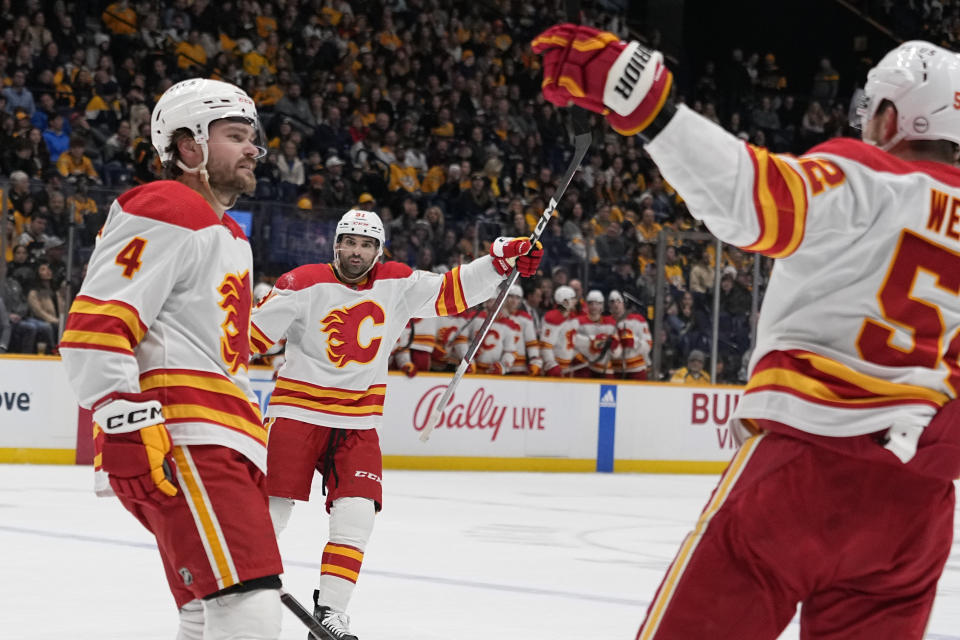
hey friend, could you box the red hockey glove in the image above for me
[93,393,178,506]
[516,241,543,278]
[591,334,619,353]
[545,365,563,377]
[401,361,418,377]
[490,237,542,277]
[619,329,635,349]
[531,23,673,136]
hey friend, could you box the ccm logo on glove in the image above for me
[93,398,165,433]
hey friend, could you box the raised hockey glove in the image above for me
[531,23,673,136]
[401,361,418,377]
[93,393,178,505]
[490,237,543,277]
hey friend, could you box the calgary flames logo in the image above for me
[321,300,386,368]
[218,270,252,374]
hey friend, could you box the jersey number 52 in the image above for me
[856,229,960,393]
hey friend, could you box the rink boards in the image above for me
[0,356,741,472]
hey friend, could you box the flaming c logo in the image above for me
[321,300,386,367]
[218,270,252,374]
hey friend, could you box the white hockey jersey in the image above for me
[540,309,581,373]
[610,313,653,374]
[60,181,266,470]
[509,309,543,374]
[457,311,521,374]
[648,105,960,449]
[573,313,618,375]
[250,258,503,429]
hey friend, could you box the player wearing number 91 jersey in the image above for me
[534,29,960,640]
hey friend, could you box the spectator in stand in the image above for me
[3,70,35,117]
[670,349,711,384]
[277,140,305,201]
[26,261,61,353]
[42,113,71,163]
[57,136,101,184]
[688,248,715,296]
[811,57,840,106]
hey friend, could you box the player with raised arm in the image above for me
[59,79,284,639]
[534,29,960,639]
[250,210,541,640]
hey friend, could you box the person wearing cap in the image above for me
[60,79,286,639]
[505,283,543,376]
[608,290,653,380]
[356,192,376,212]
[670,349,711,384]
[251,209,543,638]
[572,289,619,378]
[541,284,582,376]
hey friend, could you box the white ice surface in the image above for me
[1,466,958,639]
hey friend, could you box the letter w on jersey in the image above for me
[322,300,386,367]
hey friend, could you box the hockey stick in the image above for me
[280,590,327,640]
[419,131,592,442]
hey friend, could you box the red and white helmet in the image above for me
[151,78,265,168]
[859,40,960,149]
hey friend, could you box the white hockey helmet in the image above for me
[586,289,604,303]
[508,284,523,297]
[335,209,385,248]
[858,40,960,149]
[151,78,266,167]
[554,285,576,306]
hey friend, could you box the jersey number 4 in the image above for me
[857,230,960,393]
[115,237,147,279]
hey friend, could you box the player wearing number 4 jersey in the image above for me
[251,210,542,640]
[60,79,284,639]
[534,28,960,640]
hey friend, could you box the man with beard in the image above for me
[250,209,543,640]
[59,79,285,640]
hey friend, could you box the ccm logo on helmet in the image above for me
[103,406,164,431]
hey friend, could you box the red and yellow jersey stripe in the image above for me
[139,369,266,444]
[271,377,386,419]
[249,321,274,355]
[746,349,949,411]
[741,145,809,258]
[435,266,468,316]
[60,295,147,355]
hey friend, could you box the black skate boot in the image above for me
[309,589,359,640]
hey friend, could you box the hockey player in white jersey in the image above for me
[455,295,522,375]
[535,28,960,640]
[607,290,652,380]
[505,284,543,376]
[540,285,582,376]
[60,79,284,639]
[250,210,542,639]
[572,289,619,378]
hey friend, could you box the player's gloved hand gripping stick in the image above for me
[419,125,591,443]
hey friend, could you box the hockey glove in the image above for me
[619,329,635,349]
[527,362,542,376]
[545,365,563,377]
[401,361,418,377]
[93,392,178,505]
[531,23,673,136]
[591,334,619,353]
[490,237,543,277]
